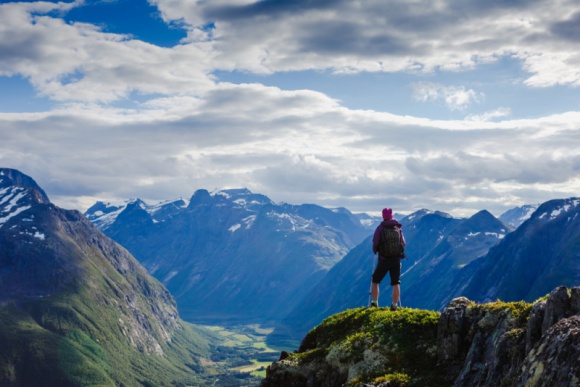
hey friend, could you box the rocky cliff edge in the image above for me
[261,286,580,387]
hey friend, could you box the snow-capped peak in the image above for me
[85,197,189,230]
[499,203,540,228]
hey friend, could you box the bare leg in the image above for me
[371,282,379,303]
[392,284,400,306]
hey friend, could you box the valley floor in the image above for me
[199,324,289,386]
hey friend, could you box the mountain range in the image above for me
[460,197,580,302]
[267,208,512,346]
[84,184,579,349]
[0,168,215,386]
[2,167,579,385]
[85,189,372,325]
[268,198,580,347]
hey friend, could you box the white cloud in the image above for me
[3,0,580,103]
[2,0,580,218]
[152,0,580,87]
[2,83,580,217]
[0,2,215,103]
[466,107,512,122]
[412,82,484,111]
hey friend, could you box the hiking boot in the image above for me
[390,303,397,311]
[370,301,378,308]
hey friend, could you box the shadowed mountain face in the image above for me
[461,198,580,303]
[400,209,513,310]
[86,188,371,325]
[0,169,213,387]
[267,210,510,347]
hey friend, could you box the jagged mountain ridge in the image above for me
[400,209,513,310]
[86,197,189,229]
[86,188,372,325]
[461,197,580,303]
[0,168,214,386]
[267,209,509,347]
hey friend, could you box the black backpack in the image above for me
[379,225,405,258]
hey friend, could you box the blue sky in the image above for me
[1,0,580,217]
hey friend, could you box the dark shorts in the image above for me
[372,257,401,286]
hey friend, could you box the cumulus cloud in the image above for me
[152,0,580,87]
[2,0,580,217]
[2,83,580,216]
[4,0,580,102]
[412,82,484,111]
[0,1,215,102]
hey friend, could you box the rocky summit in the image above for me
[261,286,580,387]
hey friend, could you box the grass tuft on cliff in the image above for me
[297,306,446,386]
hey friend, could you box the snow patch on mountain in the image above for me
[405,210,434,221]
[0,186,33,229]
[359,219,374,227]
[147,198,188,214]
[17,227,46,241]
[485,232,505,239]
[466,231,505,239]
[89,204,125,229]
[243,215,256,229]
[212,190,231,199]
[268,211,312,232]
[537,198,580,221]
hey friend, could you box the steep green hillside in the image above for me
[0,300,212,387]
[0,169,217,386]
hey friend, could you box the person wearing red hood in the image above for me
[370,208,406,310]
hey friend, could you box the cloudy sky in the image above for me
[2,0,580,217]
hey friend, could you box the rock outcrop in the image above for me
[437,285,580,386]
[262,286,580,386]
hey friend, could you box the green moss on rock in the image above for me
[291,307,446,386]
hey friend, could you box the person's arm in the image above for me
[372,225,381,254]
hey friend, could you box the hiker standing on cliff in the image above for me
[370,208,406,311]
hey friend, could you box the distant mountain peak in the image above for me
[499,203,540,228]
[0,168,51,230]
[0,168,50,203]
[450,210,512,243]
[404,209,454,222]
[468,209,507,227]
[210,188,274,208]
[86,197,189,229]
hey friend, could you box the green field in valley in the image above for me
[200,324,288,385]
